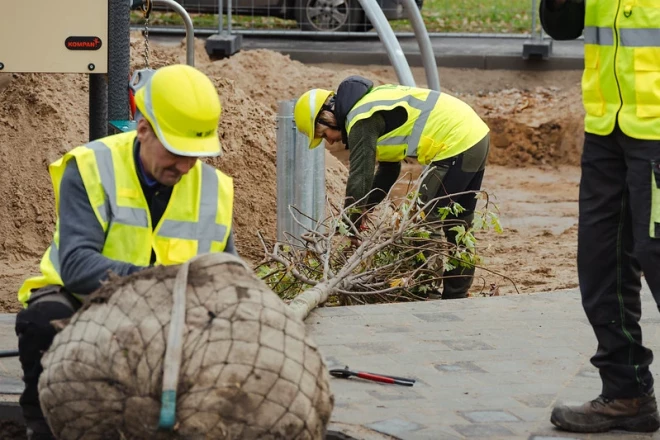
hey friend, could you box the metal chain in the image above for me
[143,15,150,68]
[142,0,152,68]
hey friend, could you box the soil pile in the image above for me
[0,35,586,312]
[464,87,584,167]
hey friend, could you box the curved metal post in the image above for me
[355,0,415,87]
[400,0,439,91]
[151,0,195,66]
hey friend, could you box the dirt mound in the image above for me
[0,36,586,312]
[0,72,88,262]
[464,87,585,167]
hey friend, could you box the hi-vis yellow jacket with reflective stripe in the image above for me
[18,131,234,306]
[345,84,490,165]
[583,0,660,139]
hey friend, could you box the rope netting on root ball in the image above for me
[37,253,334,440]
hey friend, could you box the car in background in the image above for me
[161,0,423,33]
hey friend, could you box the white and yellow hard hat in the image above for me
[294,88,334,149]
[134,64,222,157]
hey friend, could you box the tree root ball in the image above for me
[38,254,334,439]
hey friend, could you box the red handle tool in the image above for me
[329,366,415,386]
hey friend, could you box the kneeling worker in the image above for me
[294,76,490,300]
[15,64,237,440]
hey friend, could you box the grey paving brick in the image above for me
[390,348,456,365]
[451,423,516,437]
[507,405,552,423]
[434,361,487,374]
[365,418,425,436]
[529,436,582,440]
[441,339,495,351]
[310,306,359,317]
[459,410,521,423]
[403,428,463,440]
[373,325,414,333]
[349,303,409,315]
[514,393,557,409]
[412,312,463,323]
[366,388,425,401]
[345,341,410,355]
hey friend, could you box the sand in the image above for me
[0,35,586,312]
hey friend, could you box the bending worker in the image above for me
[15,64,237,440]
[294,76,490,300]
[541,0,660,434]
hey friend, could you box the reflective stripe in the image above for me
[406,91,440,156]
[158,165,226,253]
[584,27,660,47]
[348,91,441,156]
[87,141,149,228]
[584,26,614,46]
[348,95,429,122]
[620,28,660,47]
[49,241,61,274]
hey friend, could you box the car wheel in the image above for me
[296,0,366,33]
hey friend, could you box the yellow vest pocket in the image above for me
[634,48,660,119]
[165,238,198,265]
[651,162,660,238]
[582,45,606,117]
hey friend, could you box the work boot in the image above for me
[550,393,660,433]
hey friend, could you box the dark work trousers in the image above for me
[579,126,660,399]
[419,133,490,299]
[15,286,80,439]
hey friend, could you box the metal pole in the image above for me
[294,127,315,238]
[400,0,439,91]
[312,137,326,233]
[530,0,538,40]
[276,100,296,242]
[108,0,130,126]
[218,0,223,34]
[152,0,195,66]
[227,0,233,33]
[356,0,415,87]
[89,74,108,141]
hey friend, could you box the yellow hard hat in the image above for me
[134,64,222,157]
[294,88,334,149]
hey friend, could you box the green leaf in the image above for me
[488,211,503,233]
[437,206,452,221]
[452,203,465,216]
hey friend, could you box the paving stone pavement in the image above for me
[2,287,660,439]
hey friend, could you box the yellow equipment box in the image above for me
[0,0,108,73]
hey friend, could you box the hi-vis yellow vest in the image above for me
[18,131,234,306]
[345,85,489,165]
[583,0,660,139]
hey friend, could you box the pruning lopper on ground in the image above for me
[329,366,415,387]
